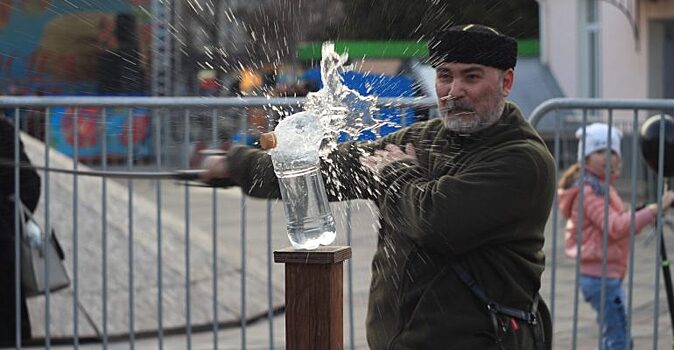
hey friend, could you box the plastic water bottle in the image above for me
[274,161,336,250]
[262,111,336,250]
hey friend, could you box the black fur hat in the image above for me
[428,24,517,70]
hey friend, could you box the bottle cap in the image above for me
[260,132,277,150]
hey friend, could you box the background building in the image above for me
[539,0,674,99]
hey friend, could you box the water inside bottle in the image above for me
[277,165,336,250]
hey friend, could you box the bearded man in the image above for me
[202,24,555,349]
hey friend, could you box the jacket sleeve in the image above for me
[227,142,387,201]
[377,146,551,255]
[582,187,655,240]
[321,125,429,201]
[321,140,383,201]
[226,145,281,199]
[226,124,418,201]
[0,119,41,212]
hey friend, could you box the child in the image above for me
[558,123,674,350]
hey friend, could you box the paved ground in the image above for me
[110,188,674,350]
[18,133,674,349]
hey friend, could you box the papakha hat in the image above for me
[428,24,518,70]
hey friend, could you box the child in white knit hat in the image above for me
[557,123,674,349]
[576,123,623,163]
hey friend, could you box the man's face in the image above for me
[435,62,514,133]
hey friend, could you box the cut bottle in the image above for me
[262,111,336,250]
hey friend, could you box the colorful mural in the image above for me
[0,0,154,161]
[50,107,152,160]
[0,0,151,95]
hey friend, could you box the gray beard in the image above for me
[440,98,505,133]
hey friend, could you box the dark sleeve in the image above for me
[0,119,41,212]
[226,143,381,201]
[321,141,381,201]
[227,137,396,201]
[321,128,415,201]
[226,145,281,199]
[377,146,551,255]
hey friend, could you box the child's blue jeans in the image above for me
[579,275,628,350]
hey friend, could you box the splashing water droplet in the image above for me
[304,42,382,153]
[271,42,385,160]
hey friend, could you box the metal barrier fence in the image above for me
[3,96,435,350]
[4,96,673,349]
[530,98,674,350]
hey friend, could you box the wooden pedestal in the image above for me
[274,246,352,350]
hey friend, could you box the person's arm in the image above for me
[19,143,40,212]
[226,141,386,201]
[321,140,383,201]
[0,120,41,212]
[583,187,672,239]
[377,148,552,255]
[322,126,423,201]
[583,188,653,239]
[225,145,281,199]
[212,126,412,201]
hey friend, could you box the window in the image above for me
[579,0,601,97]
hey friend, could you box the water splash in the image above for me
[305,42,380,153]
[267,41,394,203]
[270,42,376,163]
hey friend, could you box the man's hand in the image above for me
[200,155,230,182]
[360,143,417,175]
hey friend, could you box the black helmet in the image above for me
[639,114,674,177]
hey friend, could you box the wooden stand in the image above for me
[274,246,352,350]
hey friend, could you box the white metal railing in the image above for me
[6,96,673,349]
[530,98,674,350]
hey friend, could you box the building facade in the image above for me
[539,0,674,99]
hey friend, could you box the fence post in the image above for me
[274,246,351,350]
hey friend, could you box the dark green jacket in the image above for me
[228,102,555,349]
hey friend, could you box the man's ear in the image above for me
[501,68,514,97]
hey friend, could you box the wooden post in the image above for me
[274,246,352,350]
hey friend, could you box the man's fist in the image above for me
[200,155,230,182]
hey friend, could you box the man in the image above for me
[202,24,555,349]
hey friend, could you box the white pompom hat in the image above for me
[576,123,622,161]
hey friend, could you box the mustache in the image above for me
[439,98,475,114]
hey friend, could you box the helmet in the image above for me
[639,114,674,177]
